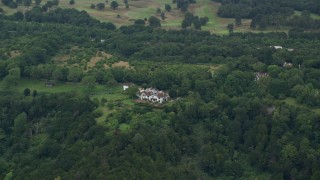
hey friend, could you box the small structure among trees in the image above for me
[283,62,293,68]
[137,88,170,104]
[44,81,55,87]
[121,83,134,91]
[255,72,269,81]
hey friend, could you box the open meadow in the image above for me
[0,0,262,34]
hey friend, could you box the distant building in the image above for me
[137,88,170,104]
[44,81,55,87]
[121,83,134,91]
[255,72,269,81]
[283,62,293,68]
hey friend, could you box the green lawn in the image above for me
[0,78,121,95]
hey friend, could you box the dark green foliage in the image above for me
[110,1,118,10]
[23,88,31,96]
[161,12,165,20]
[35,0,41,5]
[176,0,193,12]
[96,3,105,10]
[148,16,161,27]
[235,16,241,26]
[227,23,234,33]
[1,7,320,180]
[32,90,38,97]
[156,8,161,14]
[134,19,145,25]
[24,0,32,6]
[69,0,75,5]
[215,0,320,29]
[199,16,208,25]
[165,4,171,12]
[1,0,18,8]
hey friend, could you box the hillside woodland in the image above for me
[0,4,320,180]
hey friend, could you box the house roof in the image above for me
[138,88,170,98]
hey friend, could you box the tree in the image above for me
[53,0,59,6]
[193,17,201,29]
[165,4,171,12]
[67,68,82,82]
[200,16,209,25]
[4,67,20,88]
[90,4,95,9]
[110,1,118,10]
[96,3,105,10]
[227,23,234,33]
[24,88,31,96]
[235,16,241,26]
[181,19,189,28]
[14,11,24,20]
[156,8,161,14]
[123,0,128,4]
[32,90,38,97]
[134,19,145,25]
[81,75,96,89]
[35,0,42,5]
[69,0,75,5]
[160,12,165,20]
[148,16,161,27]
[52,68,63,82]
[13,112,27,136]
[24,0,32,6]
[126,85,138,98]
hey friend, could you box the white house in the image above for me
[137,88,170,104]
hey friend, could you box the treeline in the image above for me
[214,0,320,29]
[175,0,196,12]
[1,7,116,30]
[1,0,58,8]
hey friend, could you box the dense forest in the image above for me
[1,6,320,180]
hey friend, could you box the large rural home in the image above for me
[137,88,170,104]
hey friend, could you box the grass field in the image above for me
[0,0,254,34]
[0,78,121,95]
[3,0,310,35]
